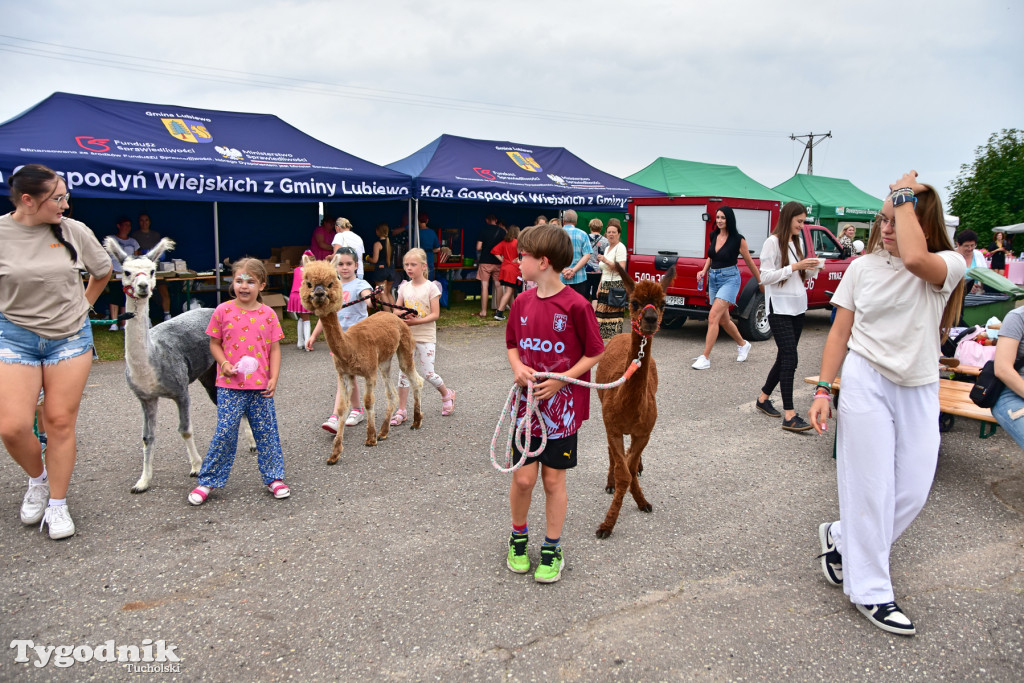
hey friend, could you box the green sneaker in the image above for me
[506,533,530,573]
[534,545,564,583]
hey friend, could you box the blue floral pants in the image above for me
[198,388,285,488]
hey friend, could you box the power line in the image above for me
[0,35,789,139]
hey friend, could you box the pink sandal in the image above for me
[389,408,408,427]
[188,486,210,506]
[441,390,456,416]
[268,480,290,499]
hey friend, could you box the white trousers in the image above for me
[830,351,939,605]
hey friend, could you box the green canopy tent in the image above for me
[772,174,881,231]
[627,157,798,202]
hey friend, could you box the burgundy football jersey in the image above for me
[505,286,604,438]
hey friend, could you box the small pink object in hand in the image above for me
[236,355,259,376]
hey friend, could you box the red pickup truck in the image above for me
[626,196,856,340]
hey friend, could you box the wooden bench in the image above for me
[804,375,999,439]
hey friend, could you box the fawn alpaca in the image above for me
[300,254,423,464]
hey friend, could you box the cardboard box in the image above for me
[263,293,287,322]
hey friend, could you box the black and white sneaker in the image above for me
[856,601,916,636]
[817,522,843,586]
[756,398,781,417]
[782,415,813,432]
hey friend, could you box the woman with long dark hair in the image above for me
[809,172,965,636]
[755,201,821,431]
[0,164,112,539]
[692,206,761,369]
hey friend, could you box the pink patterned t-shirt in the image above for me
[206,301,285,390]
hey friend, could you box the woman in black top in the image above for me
[365,222,394,306]
[988,230,1012,272]
[692,206,761,370]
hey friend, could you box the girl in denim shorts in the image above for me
[0,165,113,540]
[693,206,761,370]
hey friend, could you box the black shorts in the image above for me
[512,432,578,470]
[499,279,518,290]
[568,281,589,299]
[367,267,395,284]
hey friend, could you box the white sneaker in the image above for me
[737,342,752,362]
[40,504,75,539]
[691,355,711,370]
[108,323,119,332]
[345,409,366,426]
[20,479,49,525]
[163,313,172,322]
[321,415,340,434]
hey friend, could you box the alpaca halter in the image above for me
[630,304,660,338]
[122,272,151,299]
[490,336,648,474]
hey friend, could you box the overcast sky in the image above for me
[1,1,1020,208]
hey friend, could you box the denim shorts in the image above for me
[993,387,1024,450]
[0,313,94,367]
[708,265,741,305]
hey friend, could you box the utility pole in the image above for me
[790,131,832,175]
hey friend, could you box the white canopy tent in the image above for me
[996,222,1024,234]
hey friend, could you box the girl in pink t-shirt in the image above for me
[188,258,289,506]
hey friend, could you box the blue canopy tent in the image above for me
[387,133,663,248]
[0,92,412,278]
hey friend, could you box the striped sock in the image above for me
[512,523,528,535]
[542,536,560,548]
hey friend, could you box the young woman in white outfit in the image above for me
[809,171,965,636]
[755,201,820,432]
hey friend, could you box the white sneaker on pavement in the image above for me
[737,342,752,362]
[321,415,340,434]
[345,409,366,426]
[20,479,49,525]
[691,355,711,370]
[40,504,75,539]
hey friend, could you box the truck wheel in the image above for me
[661,314,686,329]
[737,292,772,341]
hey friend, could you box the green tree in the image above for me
[948,129,1024,245]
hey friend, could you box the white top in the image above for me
[831,249,965,386]
[599,242,627,283]
[758,234,809,316]
[331,231,365,278]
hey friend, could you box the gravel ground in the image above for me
[1,310,1022,681]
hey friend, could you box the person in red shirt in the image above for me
[490,224,521,321]
[503,223,604,583]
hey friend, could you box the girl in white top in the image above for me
[307,247,372,431]
[809,172,966,637]
[755,202,821,431]
[390,248,456,425]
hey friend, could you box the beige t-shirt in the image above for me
[0,214,111,339]
[831,249,965,386]
[397,279,441,344]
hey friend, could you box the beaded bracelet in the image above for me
[813,389,833,402]
[890,187,915,198]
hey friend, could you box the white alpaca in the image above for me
[104,237,255,493]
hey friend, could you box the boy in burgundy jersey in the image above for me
[504,224,604,583]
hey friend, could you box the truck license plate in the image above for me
[665,296,686,306]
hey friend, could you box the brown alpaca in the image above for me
[594,264,675,539]
[300,254,423,464]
